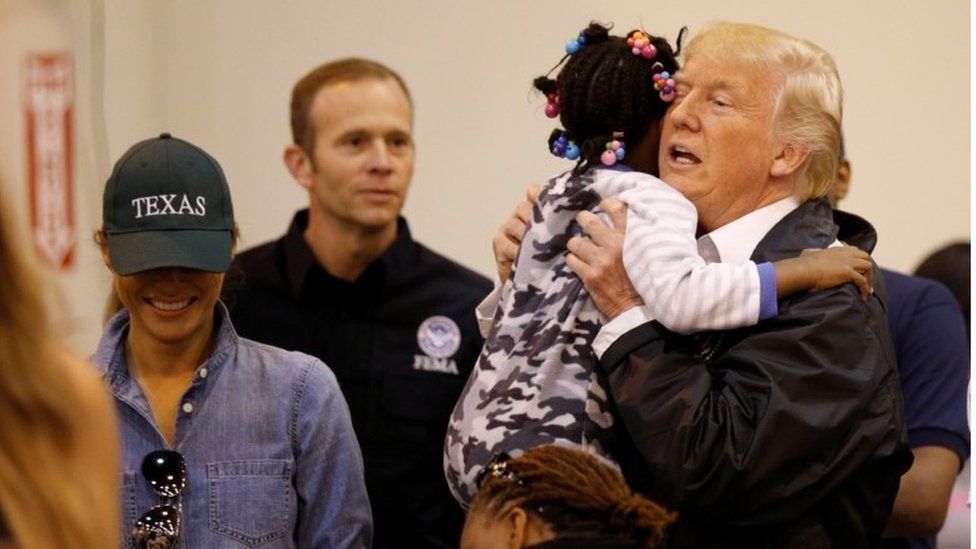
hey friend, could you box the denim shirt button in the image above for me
[182,402,194,414]
[198,367,208,379]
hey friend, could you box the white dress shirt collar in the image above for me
[700,196,801,263]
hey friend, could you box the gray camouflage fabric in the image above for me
[445,167,634,506]
[444,164,770,507]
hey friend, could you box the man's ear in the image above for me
[833,159,852,202]
[283,144,314,191]
[769,142,811,179]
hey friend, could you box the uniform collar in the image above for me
[281,209,416,300]
[93,301,239,391]
[282,210,318,300]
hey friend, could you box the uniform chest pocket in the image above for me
[207,459,293,547]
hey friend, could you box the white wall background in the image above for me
[0,0,970,352]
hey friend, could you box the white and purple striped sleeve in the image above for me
[611,174,768,334]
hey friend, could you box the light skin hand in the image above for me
[566,198,643,320]
[492,185,539,283]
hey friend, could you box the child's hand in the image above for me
[799,246,874,300]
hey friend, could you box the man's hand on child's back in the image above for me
[568,198,644,320]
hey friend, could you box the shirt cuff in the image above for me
[476,282,504,338]
[908,427,971,463]
[592,305,655,360]
[756,261,778,321]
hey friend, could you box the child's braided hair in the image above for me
[535,22,682,176]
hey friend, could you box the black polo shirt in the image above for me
[227,210,491,548]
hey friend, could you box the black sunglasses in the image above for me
[131,450,186,549]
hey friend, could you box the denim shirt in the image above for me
[93,304,372,548]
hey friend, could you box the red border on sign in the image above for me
[24,52,75,270]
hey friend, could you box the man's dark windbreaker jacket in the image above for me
[599,198,913,547]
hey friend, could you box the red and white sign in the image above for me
[24,52,75,270]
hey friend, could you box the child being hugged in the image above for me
[444,22,873,506]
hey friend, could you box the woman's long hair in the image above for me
[0,196,117,548]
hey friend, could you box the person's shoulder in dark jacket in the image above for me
[409,241,493,298]
[230,237,286,291]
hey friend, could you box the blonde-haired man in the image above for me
[496,22,912,545]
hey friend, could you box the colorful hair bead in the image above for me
[600,132,625,166]
[544,93,559,118]
[551,134,580,160]
[565,141,581,160]
[653,70,676,103]
[551,134,568,156]
[565,29,588,55]
[626,31,657,60]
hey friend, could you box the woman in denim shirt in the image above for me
[92,134,372,548]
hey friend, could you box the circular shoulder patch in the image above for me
[417,315,461,359]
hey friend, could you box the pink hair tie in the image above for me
[653,70,676,102]
[627,31,658,60]
[544,93,559,118]
[600,132,626,166]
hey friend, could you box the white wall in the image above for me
[0,0,112,352]
[128,0,971,271]
[1,0,970,352]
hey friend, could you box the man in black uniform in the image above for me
[228,58,492,548]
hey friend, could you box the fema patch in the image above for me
[417,315,461,359]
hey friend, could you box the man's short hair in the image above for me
[684,23,843,201]
[290,58,412,155]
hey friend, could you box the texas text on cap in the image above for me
[102,133,235,276]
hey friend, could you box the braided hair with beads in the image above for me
[535,22,683,177]
[470,445,676,548]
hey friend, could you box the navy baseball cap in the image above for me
[102,133,235,276]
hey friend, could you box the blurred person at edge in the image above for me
[92,133,371,548]
[830,142,970,548]
[489,22,910,545]
[227,58,492,548]
[913,242,969,338]
[0,182,119,548]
